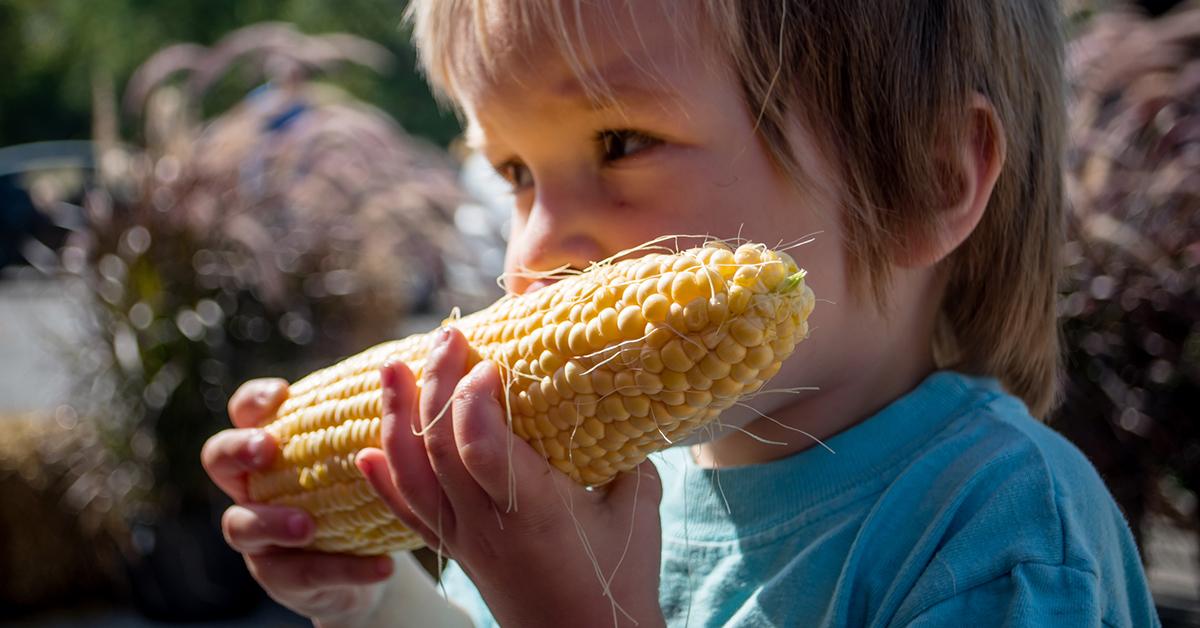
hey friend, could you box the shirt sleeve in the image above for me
[900,562,1119,628]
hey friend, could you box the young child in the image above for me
[201,1,1161,626]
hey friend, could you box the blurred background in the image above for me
[0,0,1197,625]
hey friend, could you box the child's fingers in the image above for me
[376,361,456,538]
[227,378,289,428]
[418,327,491,515]
[453,361,610,519]
[247,549,394,592]
[452,360,545,508]
[419,327,468,434]
[201,428,276,502]
[222,504,314,554]
[356,448,440,547]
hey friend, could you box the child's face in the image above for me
[459,2,845,292]
[455,2,896,425]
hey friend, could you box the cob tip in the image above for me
[777,270,807,293]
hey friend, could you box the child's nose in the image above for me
[513,180,611,289]
[514,227,606,287]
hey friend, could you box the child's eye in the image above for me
[597,129,661,162]
[494,160,534,192]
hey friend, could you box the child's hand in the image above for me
[359,327,666,628]
[201,379,395,626]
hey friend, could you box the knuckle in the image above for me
[424,431,458,462]
[457,439,499,474]
[420,391,447,419]
[421,372,447,399]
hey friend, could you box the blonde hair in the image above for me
[406,1,1066,418]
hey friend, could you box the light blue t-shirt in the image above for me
[439,371,1160,626]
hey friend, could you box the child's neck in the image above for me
[691,345,936,469]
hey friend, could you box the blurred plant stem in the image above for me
[91,66,118,154]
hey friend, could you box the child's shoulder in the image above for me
[860,371,1118,564]
[882,371,1158,626]
[916,371,1125,546]
[917,371,1114,518]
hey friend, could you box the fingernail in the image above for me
[426,330,450,366]
[247,431,269,467]
[288,513,310,539]
[254,382,282,407]
[379,364,395,388]
[375,556,394,577]
[356,454,373,478]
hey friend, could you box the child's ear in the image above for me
[897,94,1006,269]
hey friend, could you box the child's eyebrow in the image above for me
[551,59,679,112]
[461,61,679,152]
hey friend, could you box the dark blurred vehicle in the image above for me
[0,140,93,273]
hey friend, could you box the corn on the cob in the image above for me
[247,240,815,555]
